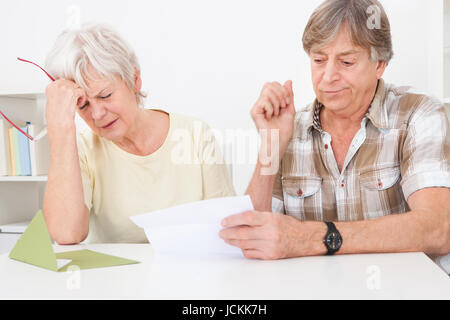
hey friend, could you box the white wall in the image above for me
[0,0,444,193]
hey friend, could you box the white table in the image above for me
[0,243,449,299]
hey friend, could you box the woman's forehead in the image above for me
[82,66,118,93]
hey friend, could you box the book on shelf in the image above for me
[0,119,12,176]
[28,124,50,176]
[18,123,32,176]
[0,120,49,177]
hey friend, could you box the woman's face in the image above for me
[76,66,141,142]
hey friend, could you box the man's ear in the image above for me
[133,66,142,93]
[376,60,387,79]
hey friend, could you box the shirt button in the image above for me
[378,181,383,188]
[297,189,303,196]
[324,144,329,150]
[341,183,345,188]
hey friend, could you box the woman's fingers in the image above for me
[74,87,87,107]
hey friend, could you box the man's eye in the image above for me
[101,93,112,99]
[342,61,354,66]
[314,59,324,63]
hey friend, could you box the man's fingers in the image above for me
[265,90,281,118]
[268,85,287,114]
[221,210,267,228]
[223,238,266,251]
[261,101,273,120]
[283,80,295,114]
[219,225,267,241]
[283,80,293,99]
[241,249,262,259]
[279,84,290,107]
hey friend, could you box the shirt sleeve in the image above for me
[196,121,236,199]
[76,134,94,211]
[400,97,450,200]
[271,164,285,213]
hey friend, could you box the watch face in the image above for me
[325,232,342,250]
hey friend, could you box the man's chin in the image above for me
[318,95,350,110]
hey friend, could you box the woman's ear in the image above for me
[133,66,142,93]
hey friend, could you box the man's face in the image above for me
[310,26,386,116]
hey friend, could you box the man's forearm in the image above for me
[246,132,288,211]
[302,210,449,256]
[245,160,277,211]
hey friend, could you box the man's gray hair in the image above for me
[45,23,146,106]
[302,0,393,64]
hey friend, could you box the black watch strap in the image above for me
[325,221,338,233]
[323,221,342,255]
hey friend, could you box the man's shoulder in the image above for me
[383,82,444,124]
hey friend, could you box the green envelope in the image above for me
[9,210,139,272]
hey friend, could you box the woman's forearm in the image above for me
[43,126,89,244]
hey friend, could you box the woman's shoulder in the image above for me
[168,112,212,135]
[76,128,105,154]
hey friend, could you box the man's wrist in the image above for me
[295,221,328,256]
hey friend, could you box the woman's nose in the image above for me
[90,101,107,120]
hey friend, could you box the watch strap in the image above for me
[324,221,342,255]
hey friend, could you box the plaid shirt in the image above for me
[272,79,450,222]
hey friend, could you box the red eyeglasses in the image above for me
[0,58,55,141]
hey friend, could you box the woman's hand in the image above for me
[45,79,86,132]
[250,80,296,159]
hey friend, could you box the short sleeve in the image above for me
[195,121,236,199]
[272,165,285,213]
[76,134,94,211]
[400,98,450,200]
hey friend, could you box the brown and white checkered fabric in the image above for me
[272,79,450,222]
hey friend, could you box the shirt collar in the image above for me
[366,79,390,129]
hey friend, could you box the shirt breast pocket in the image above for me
[281,176,323,221]
[359,165,407,219]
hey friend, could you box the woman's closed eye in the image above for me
[79,93,112,110]
[79,101,89,110]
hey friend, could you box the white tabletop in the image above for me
[0,243,449,299]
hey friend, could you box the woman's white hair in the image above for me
[45,23,146,106]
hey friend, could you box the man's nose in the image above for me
[322,60,340,83]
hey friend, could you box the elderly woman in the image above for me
[43,24,235,244]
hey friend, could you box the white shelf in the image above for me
[0,92,45,100]
[0,176,47,182]
[444,98,450,104]
[0,220,29,233]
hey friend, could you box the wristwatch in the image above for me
[323,222,342,255]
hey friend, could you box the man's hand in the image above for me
[219,210,323,260]
[250,80,296,158]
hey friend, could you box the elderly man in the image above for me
[219,0,450,270]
